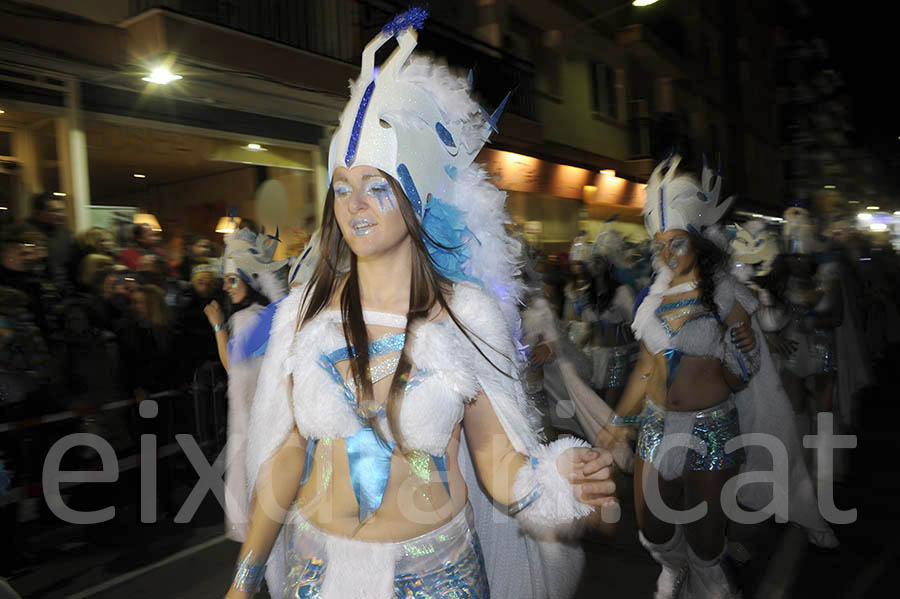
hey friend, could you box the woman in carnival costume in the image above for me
[599,156,836,599]
[755,208,869,484]
[587,223,638,409]
[204,226,289,542]
[224,10,617,599]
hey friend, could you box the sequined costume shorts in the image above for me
[283,503,489,599]
[633,397,745,478]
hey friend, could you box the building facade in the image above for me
[0,0,785,252]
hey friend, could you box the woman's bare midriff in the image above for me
[646,353,731,412]
[294,423,469,542]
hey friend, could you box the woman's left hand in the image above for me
[557,447,618,508]
[730,321,756,352]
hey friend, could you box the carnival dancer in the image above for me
[204,226,289,542]
[600,156,836,599]
[588,225,638,408]
[224,10,617,599]
[765,208,869,484]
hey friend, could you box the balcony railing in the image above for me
[128,0,537,120]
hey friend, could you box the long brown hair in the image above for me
[688,231,729,315]
[298,172,508,449]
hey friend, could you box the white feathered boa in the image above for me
[631,262,835,537]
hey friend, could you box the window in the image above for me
[590,62,617,119]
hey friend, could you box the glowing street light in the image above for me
[632,0,660,6]
[133,173,147,179]
[824,185,837,190]
[142,66,182,85]
[245,143,267,152]
[52,192,66,197]
[867,205,880,210]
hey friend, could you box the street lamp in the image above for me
[142,66,182,85]
[544,0,663,47]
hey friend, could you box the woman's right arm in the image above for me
[225,426,306,599]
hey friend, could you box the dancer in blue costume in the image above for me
[224,10,617,599]
[600,157,837,599]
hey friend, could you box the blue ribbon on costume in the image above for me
[346,427,396,522]
[422,196,481,285]
[226,296,285,365]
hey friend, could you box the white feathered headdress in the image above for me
[319,8,524,330]
[223,228,289,301]
[642,155,735,237]
[730,219,779,279]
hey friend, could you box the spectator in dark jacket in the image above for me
[25,193,76,296]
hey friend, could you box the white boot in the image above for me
[639,526,689,599]
[682,544,742,599]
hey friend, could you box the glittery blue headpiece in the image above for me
[327,7,507,221]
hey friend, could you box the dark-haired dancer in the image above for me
[601,157,835,598]
[204,228,288,542]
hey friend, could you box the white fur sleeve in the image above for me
[511,437,594,540]
[451,284,542,456]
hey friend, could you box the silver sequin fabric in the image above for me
[635,397,745,472]
[284,505,489,599]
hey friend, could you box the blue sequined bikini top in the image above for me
[653,295,722,388]
[294,311,460,523]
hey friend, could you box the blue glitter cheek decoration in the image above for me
[345,81,376,168]
[444,165,457,180]
[396,163,423,217]
[368,184,396,213]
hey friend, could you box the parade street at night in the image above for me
[4,1,900,598]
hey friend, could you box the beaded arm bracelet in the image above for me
[507,458,540,516]
[723,323,760,382]
[231,551,266,593]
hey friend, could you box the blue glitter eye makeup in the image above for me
[333,183,352,198]
[366,179,396,213]
[670,237,690,256]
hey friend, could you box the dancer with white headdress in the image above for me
[599,156,837,599]
[204,225,289,542]
[224,9,617,599]
[755,207,870,485]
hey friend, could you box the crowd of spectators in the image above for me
[0,194,240,576]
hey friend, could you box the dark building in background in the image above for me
[1,0,812,245]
